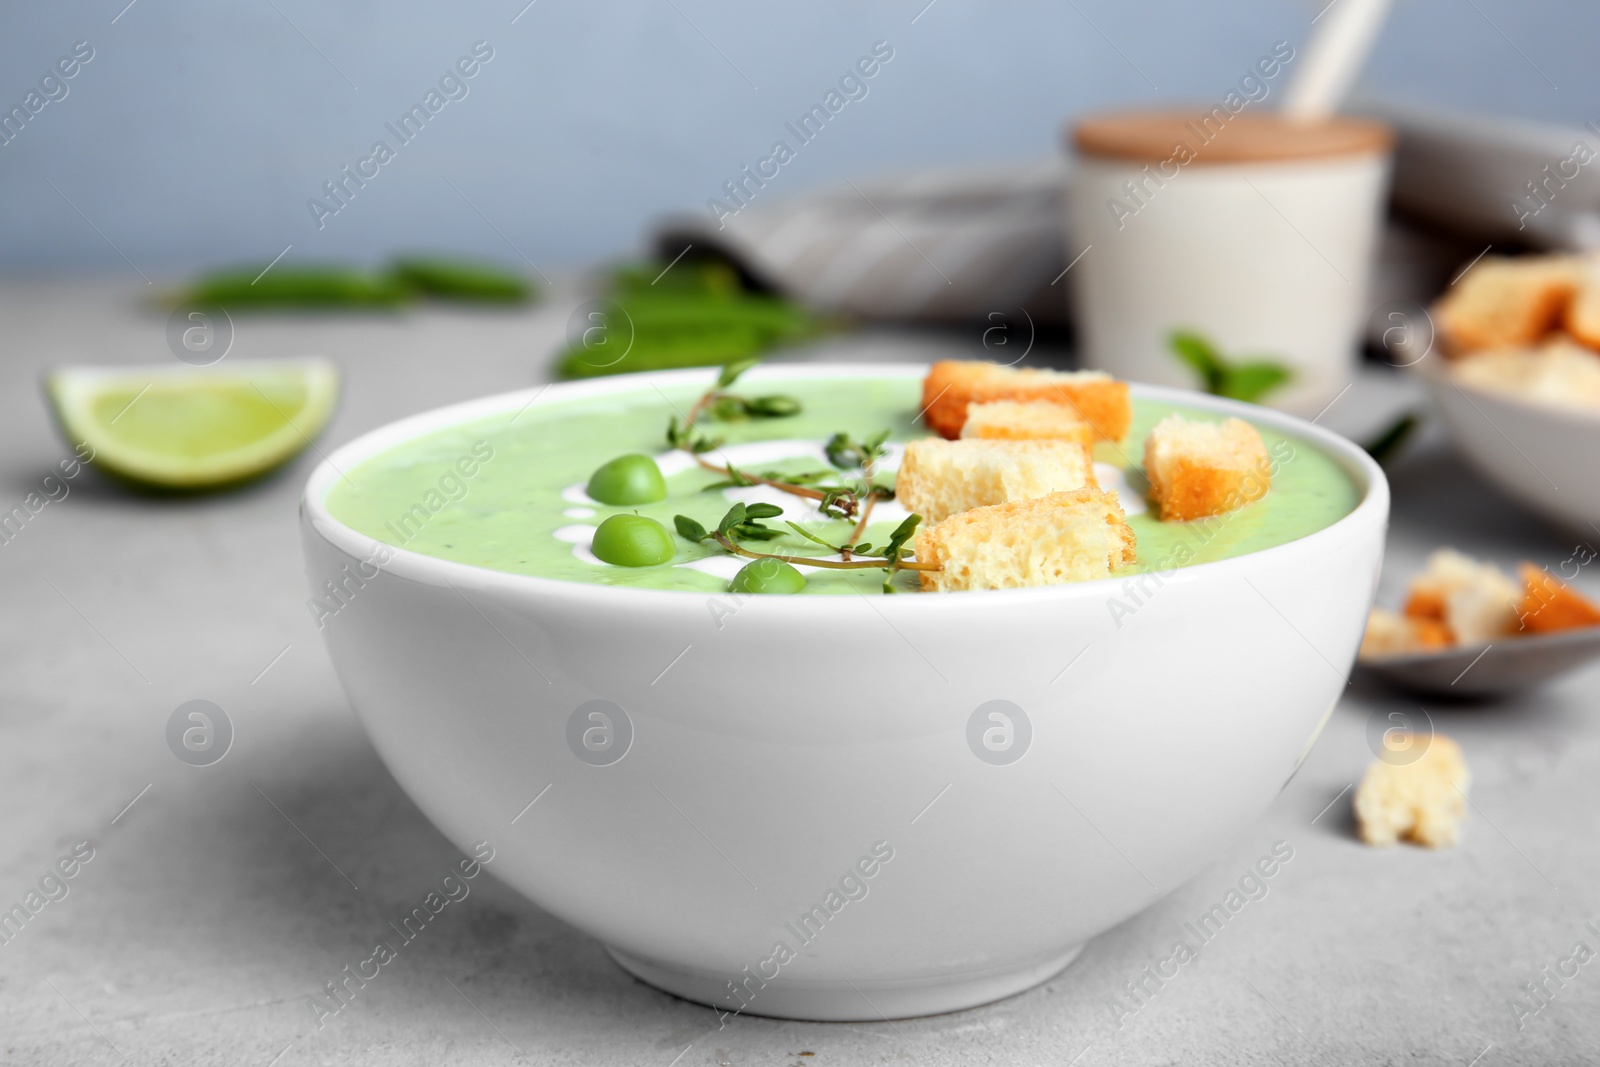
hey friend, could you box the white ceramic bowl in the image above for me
[300,365,1388,1021]
[1418,359,1600,535]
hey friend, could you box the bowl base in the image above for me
[605,943,1085,1022]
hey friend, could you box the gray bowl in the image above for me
[1355,626,1600,698]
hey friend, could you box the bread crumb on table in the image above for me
[1353,733,1469,849]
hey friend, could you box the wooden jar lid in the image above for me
[1072,109,1393,165]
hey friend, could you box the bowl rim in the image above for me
[301,363,1390,610]
[1356,620,1600,669]
[1414,353,1600,428]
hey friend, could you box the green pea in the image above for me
[708,396,748,422]
[586,454,667,505]
[744,394,801,418]
[591,514,675,567]
[729,558,806,594]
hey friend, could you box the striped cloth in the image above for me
[653,102,1600,330]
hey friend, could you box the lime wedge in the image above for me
[45,358,340,490]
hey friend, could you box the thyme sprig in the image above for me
[825,430,891,558]
[667,360,931,590]
[825,430,890,472]
[666,360,893,522]
[675,505,932,589]
[666,358,798,454]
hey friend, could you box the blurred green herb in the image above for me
[1169,330,1292,404]
[1363,412,1420,465]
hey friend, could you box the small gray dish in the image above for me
[1354,626,1600,698]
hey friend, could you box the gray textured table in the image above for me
[2,279,1596,1065]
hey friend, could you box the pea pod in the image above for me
[609,294,812,338]
[392,256,533,303]
[554,254,828,380]
[558,326,770,380]
[181,266,410,310]
[611,258,744,297]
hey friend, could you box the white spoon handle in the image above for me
[1281,0,1394,122]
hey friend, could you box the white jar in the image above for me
[1068,110,1392,416]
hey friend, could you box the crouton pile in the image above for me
[897,439,1098,525]
[1452,338,1600,408]
[915,489,1137,592]
[1359,548,1600,659]
[904,362,1274,591]
[1431,253,1600,409]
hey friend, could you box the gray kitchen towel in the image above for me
[654,100,1600,329]
[654,159,1073,326]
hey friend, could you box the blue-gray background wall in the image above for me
[2,0,1595,277]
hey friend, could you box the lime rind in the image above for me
[45,358,340,490]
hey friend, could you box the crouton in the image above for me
[1432,255,1580,355]
[894,438,1097,524]
[960,400,1096,447]
[1358,607,1454,660]
[1452,337,1600,409]
[1562,259,1600,350]
[1517,563,1600,634]
[914,487,1135,592]
[1354,733,1469,848]
[1142,414,1271,522]
[1402,548,1520,644]
[922,361,1131,441]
